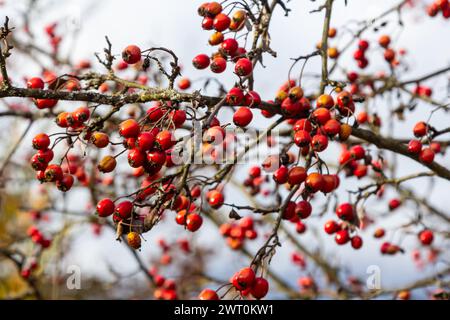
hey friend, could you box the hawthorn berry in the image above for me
[155,130,175,150]
[235,58,253,77]
[127,232,141,249]
[226,87,244,105]
[250,277,269,299]
[56,174,74,192]
[27,77,45,89]
[208,190,224,209]
[122,45,141,64]
[273,166,289,184]
[96,198,115,217]
[305,172,324,193]
[418,229,434,246]
[413,121,428,137]
[192,54,210,69]
[311,134,328,152]
[419,148,435,164]
[186,213,203,232]
[336,203,354,221]
[44,164,63,182]
[408,139,422,154]
[324,220,340,234]
[220,38,238,56]
[351,236,363,249]
[119,119,140,138]
[213,13,231,32]
[296,200,312,219]
[35,99,58,109]
[287,166,307,185]
[32,133,50,150]
[97,155,116,173]
[294,130,311,147]
[210,56,227,73]
[115,201,133,220]
[335,229,350,245]
[232,267,255,291]
[316,94,334,109]
[199,289,219,300]
[233,107,253,127]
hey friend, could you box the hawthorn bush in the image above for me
[0,0,449,300]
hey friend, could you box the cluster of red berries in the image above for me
[199,267,269,300]
[193,2,252,77]
[427,0,450,18]
[219,216,257,250]
[27,225,52,249]
[407,121,442,164]
[30,133,74,191]
[322,203,363,249]
[44,22,62,54]
[339,144,374,179]
[26,76,58,109]
[149,267,178,300]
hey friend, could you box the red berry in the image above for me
[232,267,255,291]
[35,99,57,109]
[115,201,133,220]
[294,130,311,147]
[128,148,145,168]
[193,54,210,69]
[119,119,140,138]
[210,57,227,73]
[250,277,269,299]
[202,17,214,30]
[147,150,166,166]
[324,220,340,234]
[137,132,155,151]
[208,190,224,209]
[311,134,328,152]
[235,58,253,76]
[350,145,365,160]
[312,107,331,125]
[413,121,428,137]
[27,77,45,89]
[36,149,54,163]
[220,38,238,56]
[323,119,341,136]
[177,78,191,90]
[213,13,231,32]
[305,172,324,193]
[226,87,244,105]
[44,164,63,182]
[56,174,74,192]
[418,229,434,246]
[243,91,261,107]
[72,106,90,123]
[351,236,363,249]
[156,130,175,150]
[408,139,422,154]
[186,213,203,232]
[32,133,50,150]
[122,45,141,64]
[287,166,307,185]
[296,221,307,233]
[273,166,289,184]
[419,148,435,164]
[296,200,312,219]
[336,203,354,221]
[96,198,115,217]
[335,229,350,245]
[199,289,219,300]
[233,107,253,127]
[358,39,369,51]
[389,198,401,210]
